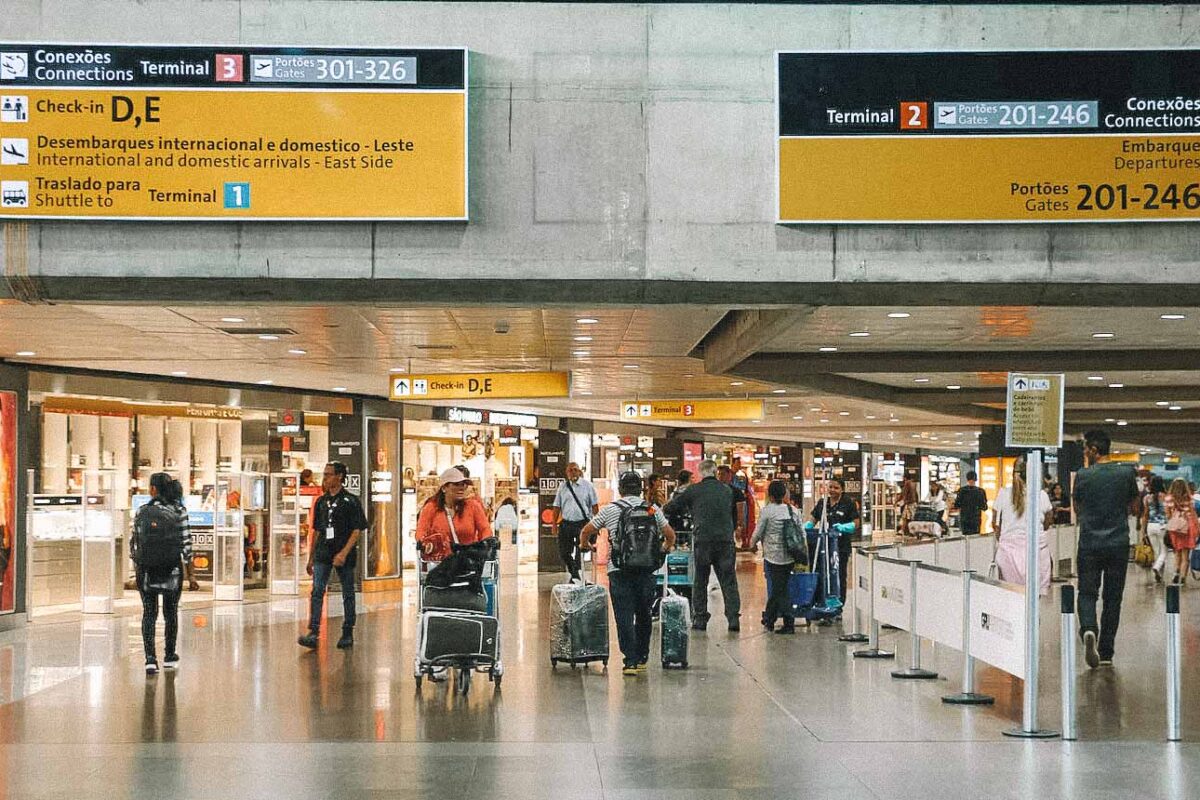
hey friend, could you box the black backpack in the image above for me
[612,500,663,572]
[134,502,184,572]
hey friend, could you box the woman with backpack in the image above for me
[751,480,802,634]
[132,473,197,675]
[1164,477,1198,585]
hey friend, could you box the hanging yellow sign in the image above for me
[390,372,570,401]
[619,399,764,421]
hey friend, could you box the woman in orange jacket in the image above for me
[415,467,494,561]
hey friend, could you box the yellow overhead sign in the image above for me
[390,372,570,401]
[1005,373,1065,449]
[620,400,764,422]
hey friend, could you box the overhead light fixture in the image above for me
[14,350,34,357]
[914,378,930,384]
[888,312,911,319]
[1156,401,1170,407]
[838,411,851,416]
[1087,375,1104,381]
[578,390,593,396]
[818,346,838,352]
[577,318,599,325]
[1161,314,1186,320]
[853,434,863,439]
[573,350,591,357]
[778,403,790,408]
[865,415,877,420]
[810,407,822,412]
[683,373,695,378]
[256,379,273,385]
[574,336,593,342]
[849,331,871,338]
[1170,405,1183,411]
[946,385,961,390]
[623,364,639,369]
[389,367,406,373]
[332,387,347,392]
[258,334,279,341]
[1105,417,1116,423]
[1092,332,1115,339]
[819,418,830,423]
[1109,383,1124,388]
[1117,420,1129,426]
[171,371,188,377]
[220,317,245,323]
[772,389,787,394]
[792,415,804,420]
[288,349,307,355]
[730,381,744,386]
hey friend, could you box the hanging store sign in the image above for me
[1005,373,1065,449]
[620,399,764,421]
[391,372,569,401]
[0,44,466,220]
[778,49,1200,223]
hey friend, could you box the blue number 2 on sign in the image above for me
[223,182,251,209]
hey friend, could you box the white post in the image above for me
[853,552,894,660]
[942,570,994,705]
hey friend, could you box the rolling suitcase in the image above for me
[550,558,609,668]
[660,581,690,669]
[419,611,499,663]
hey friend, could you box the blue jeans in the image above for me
[609,569,656,667]
[309,562,356,634]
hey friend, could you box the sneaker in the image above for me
[691,620,708,632]
[622,664,640,676]
[1099,657,1114,667]
[336,631,354,650]
[1083,631,1100,669]
[297,633,319,649]
[145,658,158,676]
[163,654,180,670]
[634,661,649,673]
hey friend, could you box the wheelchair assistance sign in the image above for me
[1005,373,1064,449]
[0,44,467,220]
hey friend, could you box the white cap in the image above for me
[439,467,468,486]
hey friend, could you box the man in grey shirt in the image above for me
[552,462,599,581]
[664,459,741,632]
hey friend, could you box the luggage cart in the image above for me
[414,552,504,694]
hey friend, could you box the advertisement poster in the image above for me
[0,392,16,614]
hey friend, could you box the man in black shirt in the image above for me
[811,478,860,603]
[951,471,989,536]
[299,461,368,651]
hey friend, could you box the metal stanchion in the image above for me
[1004,449,1059,740]
[1167,584,1181,742]
[892,560,938,680]
[1050,525,1066,584]
[853,552,894,660]
[840,547,869,644]
[943,570,994,706]
[1061,584,1077,740]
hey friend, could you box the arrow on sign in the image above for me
[623,404,638,418]
[394,379,411,396]
[1014,378,1028,390]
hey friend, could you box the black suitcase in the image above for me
[419,611,498,663]
[423,584,488,614]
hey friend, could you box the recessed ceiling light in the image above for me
[1161,314,1186,320]
[888,312,911,319]
[1157,401,1170,406]
[332,387,347,392]
[1117,420,1129,426]
[14,350,34,357]
[818,346,838,352]
[946,385,961,390]
[819,418,830,423]
[1109,383,1124,388]
[574,336,593,342]
[220,317,245,323]
[1105,418,1116,423]
[1092,332,1115,339]
[1170,405,1183,411]
[577,318,599,325]
[623,364,639,369]
[683,373,695,378]
[866,415,877,420]
[171,371,188,377]
[578,390,593,396]
[853,434,863,439]
[914,378,930,384]
[849,332,871,338]
[1087,375,1104,381]
[792,415,804,420]
[778,403,790,408]
[730,381,744,386]
[390,367,406,373]
[256,379,273,385]
[573,350,591,357]
[752,419,762,424]
[772,389,787,394]
[810,407,822,412]
[258,334,279,341]
[838,411,851,416]
[288,349,307,355]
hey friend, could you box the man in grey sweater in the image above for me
[664,459,741,632]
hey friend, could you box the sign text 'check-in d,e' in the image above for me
[390,372,569,401]
[1005,372,1064,449]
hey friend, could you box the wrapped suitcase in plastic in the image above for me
[549,579,609,669]
[660,588,690,669]
[419,611,499,663]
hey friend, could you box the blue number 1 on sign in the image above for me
[223,182,250,209]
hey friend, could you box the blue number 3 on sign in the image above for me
[223,182,251,209]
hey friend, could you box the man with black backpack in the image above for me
[580,472,676,676]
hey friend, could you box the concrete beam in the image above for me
[701,309,809,375]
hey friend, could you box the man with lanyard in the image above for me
[299,461,368,651]
[952,471,989,536]
[552,462,599,581]
[811,477,860,605]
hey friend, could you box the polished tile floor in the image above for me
[0,556,1198,799]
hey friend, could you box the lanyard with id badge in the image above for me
[324,495,342,543]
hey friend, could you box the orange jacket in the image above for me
[415,496,494,561]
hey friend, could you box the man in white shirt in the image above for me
[552,462,599,581]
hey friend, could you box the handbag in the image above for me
[1134,537,1155,567]
[781,508,809,566]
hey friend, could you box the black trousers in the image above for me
[764,561,795,627]
[1077,546,1129,659]
[138,573,181,661]
[691,539,740,624]
[609,569,656,666]
[558,520,585,579]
